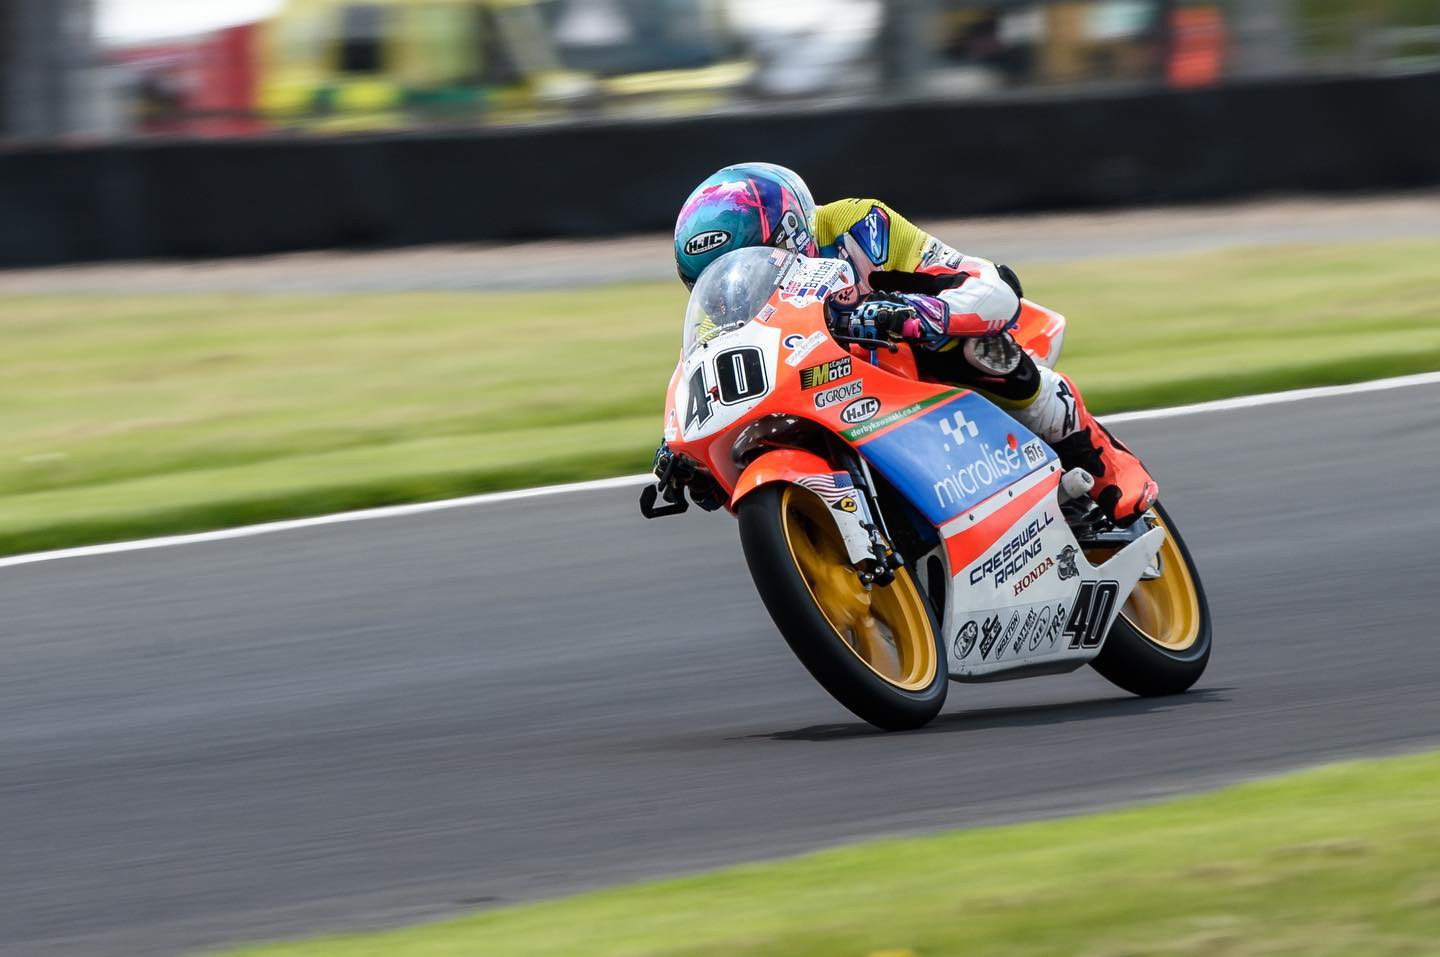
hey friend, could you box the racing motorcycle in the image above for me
[641,247,1210,731]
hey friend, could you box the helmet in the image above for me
[674,162,818,289]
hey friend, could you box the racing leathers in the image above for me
[815,198,1158,526]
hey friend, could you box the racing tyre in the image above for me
[1089,500,1211,696]
[738,484,946,731]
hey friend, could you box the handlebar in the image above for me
[830,332,900,353]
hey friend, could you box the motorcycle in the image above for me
[641,247,1210,731]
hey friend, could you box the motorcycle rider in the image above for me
[662,162,1158,527]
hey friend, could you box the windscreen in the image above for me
[681,246,795,357]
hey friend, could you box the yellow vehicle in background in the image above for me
[258,0,753,130]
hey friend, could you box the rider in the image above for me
[666,162,1158,527]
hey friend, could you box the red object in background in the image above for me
[193,25,262,136]
[109,24,261,137]
[1167,6,1226,88]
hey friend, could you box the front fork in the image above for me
[841,451,904,587]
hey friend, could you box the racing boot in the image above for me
[1013,367,1158,527]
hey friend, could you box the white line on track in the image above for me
[5,370,1439,570]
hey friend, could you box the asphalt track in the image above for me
[4,382,1440,957]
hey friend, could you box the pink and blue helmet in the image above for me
[674,162,819,289]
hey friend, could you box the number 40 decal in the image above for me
[1064,581,1120,649]
[684,347,769,432]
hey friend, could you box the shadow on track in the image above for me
[754,687,1233,742]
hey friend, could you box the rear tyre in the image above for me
[738,484,947,731]
[1089,500,1211,696]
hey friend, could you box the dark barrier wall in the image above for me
[2,70,1438,268]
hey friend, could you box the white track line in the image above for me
[4,371,1439,570]
[1104,370,1440,423]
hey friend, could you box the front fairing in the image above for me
[662,300,953,497]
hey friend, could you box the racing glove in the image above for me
[830,298,919,342]
[652,442,724,511]
[831,292,1005,351]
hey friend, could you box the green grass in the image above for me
[6,239,1440,556]
[216,749,1440,957]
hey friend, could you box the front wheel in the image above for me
[738,484,947,731]
[1089,500,1212,696]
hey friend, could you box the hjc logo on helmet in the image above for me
[684,230,731,256]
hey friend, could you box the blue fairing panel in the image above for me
[858,391,1058,526]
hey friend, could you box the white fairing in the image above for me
[676,322,783,443]
[939,468,1165,680]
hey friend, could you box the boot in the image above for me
[1014,368,1157,527]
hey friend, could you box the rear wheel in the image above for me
[738,484,946,731]
[1089,501,1211,696]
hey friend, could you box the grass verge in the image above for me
[6,239,1440,556]
[217,749,1440,957]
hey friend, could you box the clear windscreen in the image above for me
[681,246,795,356]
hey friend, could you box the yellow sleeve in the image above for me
[815,198,934,272]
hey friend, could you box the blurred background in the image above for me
[5,0,1440,140]
[5,7,1440,957]
[3,0,1439,270]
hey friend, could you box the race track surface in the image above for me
[4,382,1440,956]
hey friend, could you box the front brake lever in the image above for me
[640,450,690,518]
[832,334,900,353]
[639,483,689,519]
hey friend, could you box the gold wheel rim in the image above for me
[779,486,938,691]
[1113,512,1202,651]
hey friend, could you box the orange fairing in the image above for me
[664,250,1005,511]
[1011,299,1067,368]
[730,448,836,508]
[853,341,919,380]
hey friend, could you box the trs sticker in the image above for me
[800,357,852,389]
[1046,603,1065,645]
[954,620,978,659]
[840,397,880,424]
[814,381,863,410]
[783,331,828,367]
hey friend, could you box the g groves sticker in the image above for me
[814,381,863,410]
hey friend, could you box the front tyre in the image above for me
[738,484,947,731]
[1090,500,1211,696]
